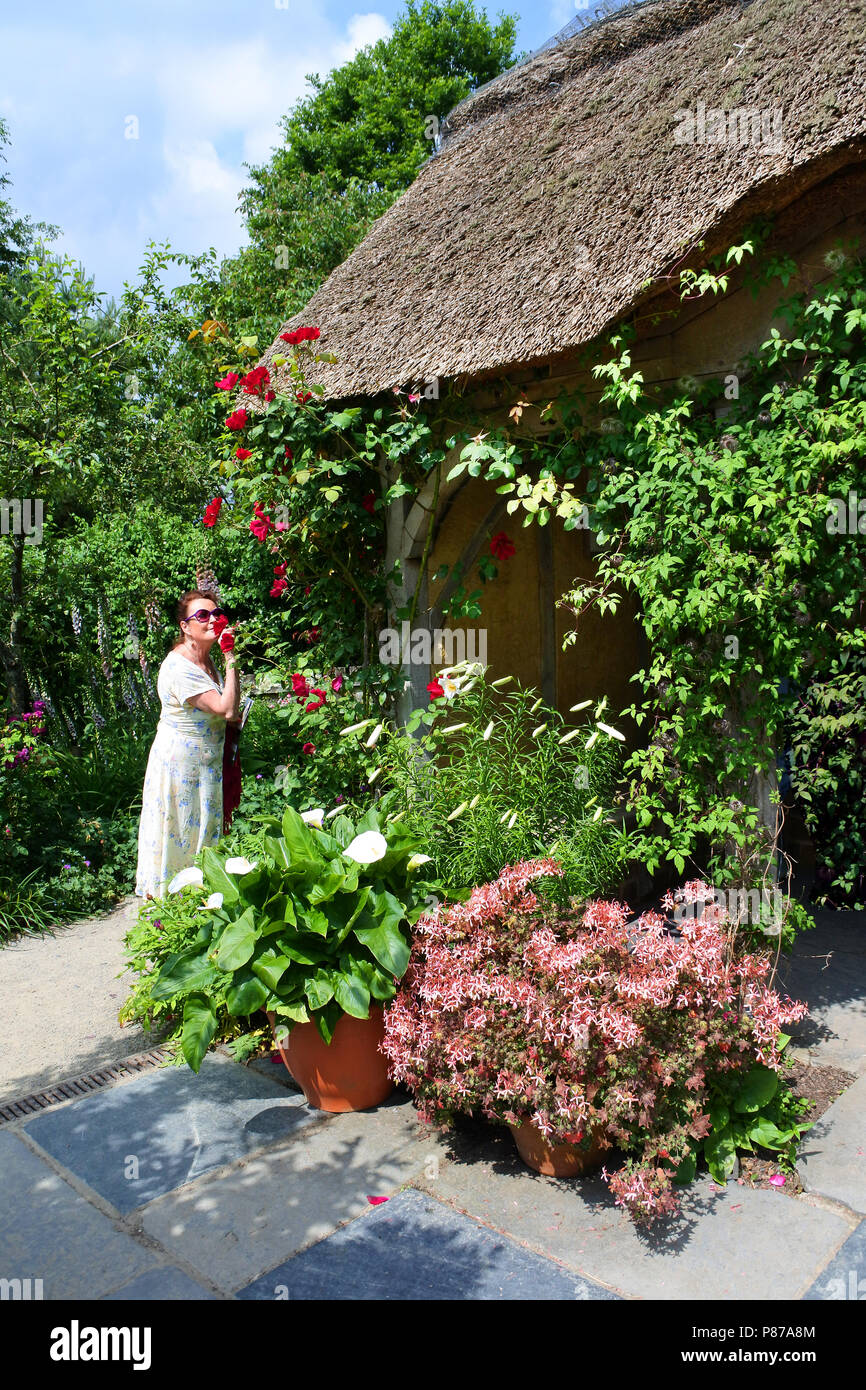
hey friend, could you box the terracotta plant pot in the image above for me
[266,1006,394,1113]
[508,1119,605,1178]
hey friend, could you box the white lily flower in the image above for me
[199,892,223,911]
[592,806,604,821]
[167,866,204,893]
[225,856,257,875]
[531,723,548,738]
[340,718,376,736]
[499,810,510,823]
[570,700,592,712]
[365,722,385,748]
[367,767,382,784]
[530,696,543,713]
[440,677,458,700]
[559,728,583,744]
[387,810,406,822]
[597,721,625,741]
[325,806,343,819]
[469,794,480,809]
[585,731,599,749]
[407,853,432,869]
[442,723,468,735]
[482,720,495,741]
[507,812,518,829]
[344,831,388,864]
[301,808,326,828]
[490,675,512,688]
[447,802,469,822]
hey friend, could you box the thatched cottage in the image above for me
[258,0,866,715]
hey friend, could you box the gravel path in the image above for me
[0,896,154,1104]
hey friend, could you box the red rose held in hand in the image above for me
[212,615,229,637]
[219,629,235,653]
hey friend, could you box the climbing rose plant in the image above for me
[383,860,807,1223]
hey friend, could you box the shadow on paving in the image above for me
[776,905,866,1067]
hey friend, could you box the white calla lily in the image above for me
[199,892,224,911]
[301,809,326,828]
[344,831,388,864]
[407,853,432,869]
[325,806,343,819]
[167,866,204,893]
[224,856,257,876]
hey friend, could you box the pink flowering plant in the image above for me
[383,859,810,1223]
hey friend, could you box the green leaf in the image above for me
[181,995,217,1073]
[672,1150,697,1185]
[213,908,257,971]
[704,1126,737,1182]
[334,967,371,1019]
[226,972,269,1016]
[304,970,335,1010]
[748,1117,789,1149]
[200,847,240,904]
[250,947,290,992]
[733,1064,779,1113]
[151,948,219,1001]
[353,914,409,977]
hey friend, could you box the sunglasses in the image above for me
[186,608,226,624]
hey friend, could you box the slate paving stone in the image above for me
[412,1132,855,1300]
[141,1095,432,1291]
[779,909,866,1073]
[237,1187,620,1300]
[803,1221,866,1300]
[21,1053,324,1213]
[101,1267,218,1300]
[0,1130,156,1300]
[798,1074,866,1214]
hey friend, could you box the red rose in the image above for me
[296,390,313,405]
[215,373,238,391]
[331,676,343,693]
[270,578,288,597]
[490,531,515,561]
[362,492,376,513]
[202,497,222,528]
[235,447,252,461]
[219,629,235,653]
[427,679,444,700]
[212,615,229,637]
[285,446,293,459]
[250,510,274,542]
[240,366,270,396]
[305,688,327,712]
[225,408,248,431]
[291,674,310,697]
[301,742,315,755]
[273,563,287,577]
[264,390,275,403]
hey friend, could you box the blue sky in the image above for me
[0,0,599,303]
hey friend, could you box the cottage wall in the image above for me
[424,161,866,717]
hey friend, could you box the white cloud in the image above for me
[335,12,392,62]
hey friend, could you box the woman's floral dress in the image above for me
[135,649,225,898]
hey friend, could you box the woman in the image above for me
[135,590,240,899]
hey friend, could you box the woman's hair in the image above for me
[172,590,220,650]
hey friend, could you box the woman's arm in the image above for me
[188,659,240,721]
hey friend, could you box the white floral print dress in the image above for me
[135,649,225,898]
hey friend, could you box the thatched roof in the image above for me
[259,0,866,401]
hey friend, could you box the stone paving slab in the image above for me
[798,1074,866,1214]
[237,1187,620,1301]
[803,1221,866,1300]
[412,1127,856,1300]
[21,1053,323,1213]
[779,909,866,1074]
[140,1095,432,1292]
[101,1267,219,1300]
[0,1130,156,1300]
